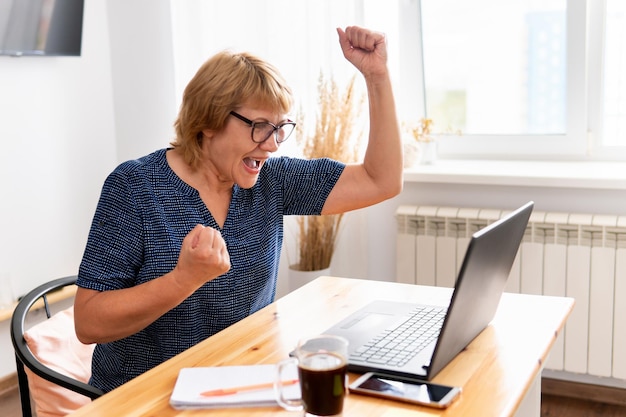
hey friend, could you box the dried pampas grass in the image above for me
[292,74,364,271]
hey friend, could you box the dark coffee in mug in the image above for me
[298,352,347,416]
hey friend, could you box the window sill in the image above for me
[403,159,626,190]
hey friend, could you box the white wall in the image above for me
[107,1,177,161]
[0,1,115,305]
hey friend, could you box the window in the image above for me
[417,0,626,160]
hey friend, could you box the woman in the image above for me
[74,25,402,392]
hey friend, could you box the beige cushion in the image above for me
[23,306,95,417]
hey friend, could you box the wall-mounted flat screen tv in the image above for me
[0,0,84,57]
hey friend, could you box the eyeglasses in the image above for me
[229,111,296,144]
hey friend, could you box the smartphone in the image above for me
[349,372,461,408]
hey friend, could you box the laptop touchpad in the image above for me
[341,312,393,331]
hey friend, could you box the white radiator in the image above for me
[396,205,626,381]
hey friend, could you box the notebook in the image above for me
[170,364,299,409]
[323,201,534,380]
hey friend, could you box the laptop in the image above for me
[324,201,534,380]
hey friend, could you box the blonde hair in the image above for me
[172,51,293,167]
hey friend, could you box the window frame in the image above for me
[586,0,626,161]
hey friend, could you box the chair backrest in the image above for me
[10,276,104,417]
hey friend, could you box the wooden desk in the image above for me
[68,277,574,417]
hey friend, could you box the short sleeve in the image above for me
[77,168,144,291]
[271,157,345,216]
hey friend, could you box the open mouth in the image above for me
[243,157,261,170]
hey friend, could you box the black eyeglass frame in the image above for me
[229,111,296,144]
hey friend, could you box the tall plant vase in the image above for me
[288,266,331,293]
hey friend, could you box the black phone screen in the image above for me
[357,374,454,403]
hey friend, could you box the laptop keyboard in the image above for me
[349,306,446,367]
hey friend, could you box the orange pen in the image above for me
[200,379,299,397]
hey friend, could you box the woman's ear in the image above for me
[199,129,214,143]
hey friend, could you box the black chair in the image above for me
[10,275,103,417]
